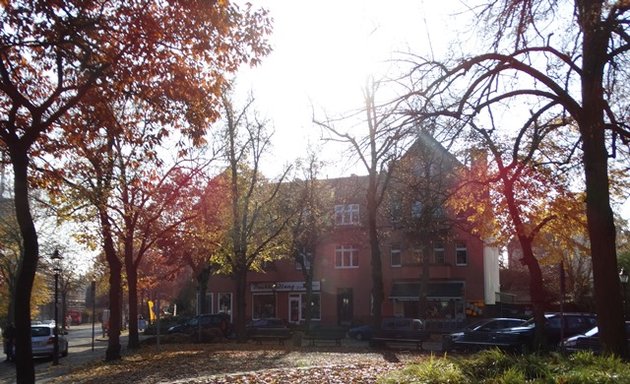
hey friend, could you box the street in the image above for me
[0,323,127,383]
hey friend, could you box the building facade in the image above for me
[204,133,500,329]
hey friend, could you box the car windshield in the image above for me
[31,327,51,337]
[584,327,599,337]
[464,319,492,330]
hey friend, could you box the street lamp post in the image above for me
[51,249,62,366]
[620,268,629,318]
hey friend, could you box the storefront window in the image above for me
[300,293,321,320]
[252,294,276,319]
[218,293,232,320]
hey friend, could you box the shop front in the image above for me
[389,281,467,331]
[251,281,321,324]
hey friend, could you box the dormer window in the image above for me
[335,204,359,225]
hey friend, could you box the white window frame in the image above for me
[335,245,359,268]
[390,246,402,267]
[298,292,321,321]
[218,292,233,321]
[205,292,214,314]
[295,249,312,270]
[456,242,468,266]
[335,204,359,225]
[433,242,445,264]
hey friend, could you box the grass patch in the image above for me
[377,350,630,384]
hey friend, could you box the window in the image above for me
[456,242,468,266]
[391,246,401,267]
[205,293,214,314]
[433,242,445,264]
[295,249,312,270]
[432,206,445,219]
[429,163,439,177]
[335,204,359,225]
[252,293,276,320]
[411,201,423,218]
[300,293,321,320]
[390,198,402,224]
[411,248,423,264]
[335,245,358,268]
[218,293,233,321]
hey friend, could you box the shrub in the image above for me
[378,354,468,384]
[378,349,630,384]
[457,349,515,381]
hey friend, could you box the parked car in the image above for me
[369,317,429,347]
[348,324,373,341]
[479,312,597,353]
[167,313,232,337]
[443,317,526,352]
[561,321,630,353]
[30,324,69,359]
[143,316,190,335]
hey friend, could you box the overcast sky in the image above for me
[235,0,468,178]
[233,1,630,218]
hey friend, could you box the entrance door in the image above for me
[289,295,301,324]
[337,288,353,325]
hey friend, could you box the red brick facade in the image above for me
[204,135,498,328]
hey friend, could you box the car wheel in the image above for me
[355,333,363,341]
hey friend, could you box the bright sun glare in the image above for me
[236,0,458,177]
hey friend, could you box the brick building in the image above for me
[204,132,500,329]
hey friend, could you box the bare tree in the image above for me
[315,80,413,328]
[218,95,292,341]
[400,0,630,356]
[286,151,334,329]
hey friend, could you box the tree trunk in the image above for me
[418,239,431,319]
[303,267,314,329]
[11,149,37,384]
[197,267,210,314]
[579,0,627,358]
[98,209,123,361]
[234,266,248,342]
[519,236,546,351]
[105,262,123,360]
[367,176,384,329]
[126,264,139,349]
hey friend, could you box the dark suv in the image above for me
[167,313,232,337]
[483,312,596,352]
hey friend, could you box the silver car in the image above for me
[30,324,68,358]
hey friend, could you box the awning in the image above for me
[389,281,464,301]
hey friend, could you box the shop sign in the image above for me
[251,281,320,292]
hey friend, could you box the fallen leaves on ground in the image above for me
[48,343,428,384]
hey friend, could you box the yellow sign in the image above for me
[148,300,156,322]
